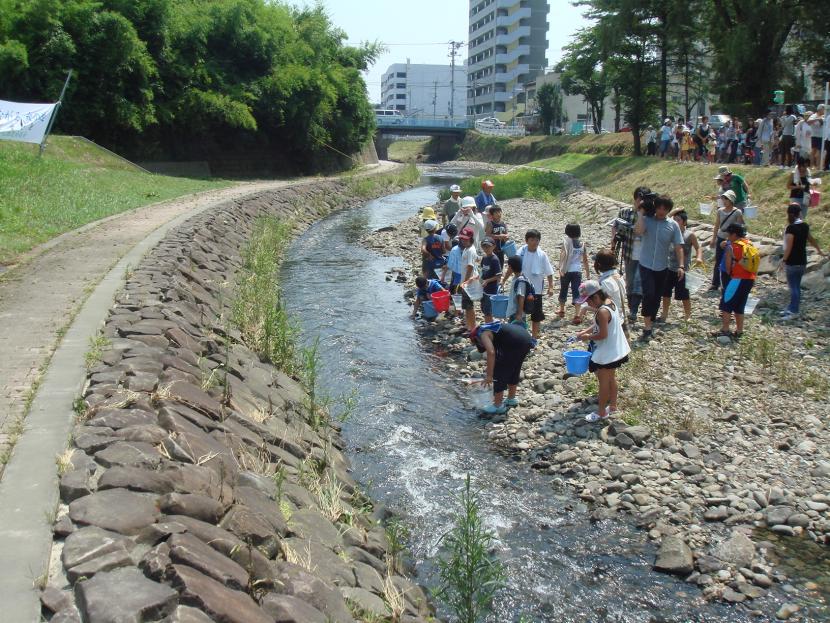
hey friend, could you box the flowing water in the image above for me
[281,169,807,622]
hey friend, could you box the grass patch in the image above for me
[344,162,420,198]
[459,131,635,163]
[0,136,230,265]
[388,139,430,162]
[439,168,563,203]
[531,153,830,248]
[84,334,111,370]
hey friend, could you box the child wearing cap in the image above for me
[446,234,464,295]
[411,276,447,319]
[420,220,445,279]
[575,280,631,422]
[442,185,462,225]
[479,238,502,323]
[451,196,485,250]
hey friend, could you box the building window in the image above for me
[396,94,406,99]
[396,72,406,78]
[396,83,406,89]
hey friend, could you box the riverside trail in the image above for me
[278,166,795,622]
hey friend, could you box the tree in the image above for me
[536,82,563,135]
[707,0,803,116]
[556,26,608,133]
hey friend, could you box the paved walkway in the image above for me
[0,163,395,480]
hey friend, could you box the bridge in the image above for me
[373,116,472,160]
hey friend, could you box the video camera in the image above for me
[638,189,658,217]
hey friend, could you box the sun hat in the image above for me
[450,184,461,193]
[460,196,476,209]
[481,237,495,247]
[717,166,732,176]
[575,280,603,305]
[421,206,436,220]
[458,226,474,240]
[423,219,438,231]
[722,190,737,204]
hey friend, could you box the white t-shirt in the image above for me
[517,245,554,293]
[598,269,627,318]
[451,211,485,250]
[781,114,797,136]
[796,120,812,150]
[461,245,479,279]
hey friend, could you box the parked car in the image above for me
[708,114,731,130]
[475,117,506,129]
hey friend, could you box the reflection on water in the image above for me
[280,171,811,622]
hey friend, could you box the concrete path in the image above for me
[0,162,399,620]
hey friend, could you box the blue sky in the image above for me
[294,0,590,104]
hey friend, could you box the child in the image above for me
[575,280,630,422]
[420,220,445,279]
[411,276,446,319]
[446,235,463,294]
[504,255,532,328]
[660,210,703,322]
[714,223,757,340]
[458,227,480,331]
[681,129,694,162]
[485,205,509,267]
[479,238,502,323]
[557,223,590,324]
[593,249,628,336]
[707,131,717,164]
[510,229,554,341]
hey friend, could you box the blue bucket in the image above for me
[489,294,509,318]
[563,350,591,375]
[421,300,438,319]
[502,240,517,257]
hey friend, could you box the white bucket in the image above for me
[684,271,706,294]
[743,205,758,219]
[699,202,713,216]
[744,296,760,315]
[451,294,462,308]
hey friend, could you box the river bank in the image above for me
[40,170,439,623]
[363,180,830,619]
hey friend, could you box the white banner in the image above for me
[0,99,58,144]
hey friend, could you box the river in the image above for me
[281,168,786,622]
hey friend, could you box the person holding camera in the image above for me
[634,194,685,342]
[610,187,648,325]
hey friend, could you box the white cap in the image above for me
[423,219,438,231]
[460,196,476,209]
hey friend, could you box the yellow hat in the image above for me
[421,207,436,220]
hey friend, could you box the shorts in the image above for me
[719,278,754,314]
[481,292,496,316]
[461,287,474,311]
[780,134,795,154]
[662,270,690,301]
[559,272,581,304]
[589,355,629,372]
[493,346,532,392]
[812,136,822,150]
[528,292,545,322]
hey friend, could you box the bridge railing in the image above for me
[376,116,472,130]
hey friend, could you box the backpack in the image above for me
[733,239,760,275]
[513,276,536,313]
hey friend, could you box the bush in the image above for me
[439,168,563,203]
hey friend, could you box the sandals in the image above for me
[571,316,583,325]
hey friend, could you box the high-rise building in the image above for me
[380,63,466,117]
[466,0,549,120]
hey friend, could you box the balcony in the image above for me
[468,32,496,57]
[495,45,530,65]
[495,26,531,46]
[495,7,531,28]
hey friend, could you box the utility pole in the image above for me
[432,81,438,118]
[448,40,463,121]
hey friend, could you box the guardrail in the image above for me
[376,116,473,130]
[475,126,526,137]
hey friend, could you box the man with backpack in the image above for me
[714,223,758,340]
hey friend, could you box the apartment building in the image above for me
[466,0,550,120]
[380,63,467,117]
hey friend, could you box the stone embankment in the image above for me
[365,183,830,618]
[43,180,435,623]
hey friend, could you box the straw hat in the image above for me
[420,207,436,220]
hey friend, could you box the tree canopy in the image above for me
[0,0,380,172]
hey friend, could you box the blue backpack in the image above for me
[513,276,536,313]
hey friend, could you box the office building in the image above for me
[380,63,467,117]
[466,0,550,120]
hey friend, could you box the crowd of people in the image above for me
[410,175,827,425]
[645,105,830,170]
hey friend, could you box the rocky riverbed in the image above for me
[42,179,436,623]
[364,180,830,619]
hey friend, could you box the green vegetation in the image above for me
[0,136,227,264]
[435,474,505,623]
[232,216,297,374]
[439,168,563,203]
[459,131,635,164]
[388,139,430,163]
[345,163,420,199]
[531,153,830,247]
[0,0,379,170]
